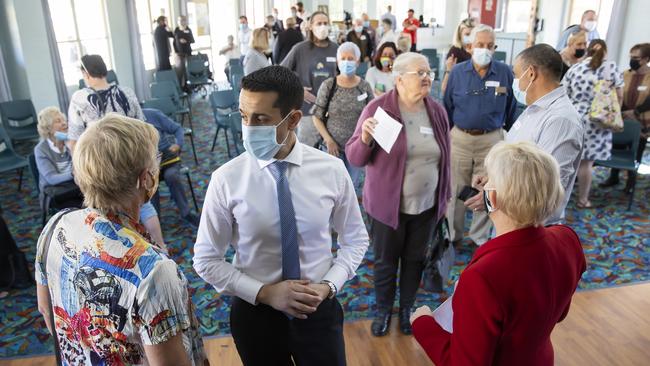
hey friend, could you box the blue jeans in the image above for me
[151,163,191,217]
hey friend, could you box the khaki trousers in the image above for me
[447,127,504,245]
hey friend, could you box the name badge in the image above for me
[638,86,648,91]
[326,57,337,63]
[357,92,368,101]
[360,35,367,41]
[485,80,500,88]
[420,126,434,135]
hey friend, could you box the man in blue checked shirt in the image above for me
[443,24,516,247]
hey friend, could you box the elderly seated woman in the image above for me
[34,107,83,211]
[35,113,208,366]
[411,141,586,366]
[346,52,451,337]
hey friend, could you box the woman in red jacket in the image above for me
[410,141,586,366]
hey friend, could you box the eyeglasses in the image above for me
[156,152,163,165]
[402,70,435,80]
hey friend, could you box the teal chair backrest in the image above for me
[494,51,507,63]
[0,99,38,137]
[142,97,176,119]
[155,69,181,90]
[106,70,119,85]
[150,81,181,106]
[613,119,642,163]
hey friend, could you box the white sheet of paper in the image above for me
[433,295,454,333]
[372,106,403,154]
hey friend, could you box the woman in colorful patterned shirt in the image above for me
[35,114,207,365]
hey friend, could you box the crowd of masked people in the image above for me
[0,3,646,365]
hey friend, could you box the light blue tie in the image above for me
[268,161,301,280]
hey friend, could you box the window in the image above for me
[328,0,343,21]
[376,0,395,20]
[209,0,237,81]
[48,0,113,86]
[353,2,367,19]
[568,0,614,39]
[244,0,267,28]
[187,0,211,52]
[273,0,293,21]
[423,0,447,26]
[495,0,532,33]
[135,0,174,70]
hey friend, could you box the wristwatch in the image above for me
[320,280,337,299]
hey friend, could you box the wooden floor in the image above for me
[3,283,650,366]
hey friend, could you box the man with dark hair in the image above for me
[402,8,420,51]
[68,54,167,254]
[194,65,368,366]
[153,16,174,70]
[281,11,338,147]
[498,44,583,223]
[238,15,251,63]
[556,9,600,50]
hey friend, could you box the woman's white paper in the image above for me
[371,106,403,154]
[433,295,454,333]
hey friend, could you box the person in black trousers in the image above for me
[0,209,33,292]
[273,17,303,65]
[174,15,195,88]
[154,16,174,71]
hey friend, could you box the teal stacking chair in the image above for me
[150,81,193,130]
[154,69,190,107]
[209,90,239,157]
[0,128,28,191]
[0,99,40,145]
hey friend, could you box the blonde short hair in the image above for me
[567,31,587,47]
[250,27,270,52]
[397,34,411,54]
[72,113,159,212]
[484,141,564,227]
[37,106,64,140]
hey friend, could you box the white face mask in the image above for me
[462,35,471,45]
[472,47,493,67]
[313,25,330,40]
[584,20,597,32]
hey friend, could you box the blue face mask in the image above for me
[54,131,68,141]
[363,21,370,28]
[242,112,293,160]
[512,67,533,105]
[240,23,247,31]
[338,60,357,76]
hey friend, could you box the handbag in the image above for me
[422,216,455,293]
[589,76,624,132]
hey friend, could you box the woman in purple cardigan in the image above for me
[346,52,451,337]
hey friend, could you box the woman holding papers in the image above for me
[346,52,451,337]
[410,141,586,366]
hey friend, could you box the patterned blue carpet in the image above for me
[0,96,648,359]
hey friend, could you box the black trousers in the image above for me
[230,296,346,366]
[371,208,436,312]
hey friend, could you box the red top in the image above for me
[412,225,586,366]
[403,17,420,45]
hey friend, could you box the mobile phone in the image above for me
[457,185,480,201]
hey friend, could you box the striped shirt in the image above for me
[506,86,584,224]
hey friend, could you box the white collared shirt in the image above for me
[193,141,369,305]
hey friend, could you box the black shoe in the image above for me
[371,310,392,337]
[182,213,200,227]
[599,176,620,188]
[399,308,413,335]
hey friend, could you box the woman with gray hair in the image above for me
[346,52,451,337]
[313,41,373,188]
[34,106,83,211]
[35,114,208,366]
[411,141,586,365]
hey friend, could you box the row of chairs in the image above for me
[0,100,38,191]
[209,88,242,159]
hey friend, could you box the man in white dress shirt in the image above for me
[193,65,369,366]
[464,44,583,224]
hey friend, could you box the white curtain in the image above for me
[605,0,627,65]
[41,0,70,111]
[126,0,148,100]
[0,44,11,102]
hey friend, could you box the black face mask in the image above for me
[630,59,642,71]
[574,49,586,58]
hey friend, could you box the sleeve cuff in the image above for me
[235,273,265,305]
[321,264,349,294]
